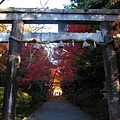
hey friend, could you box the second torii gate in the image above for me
[0,8,120,120]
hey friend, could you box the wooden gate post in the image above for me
[100,21,120,120]
[2,20,24,120]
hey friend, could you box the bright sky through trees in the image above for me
[0,0,70,8]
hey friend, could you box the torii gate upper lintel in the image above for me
[0,8,119,24]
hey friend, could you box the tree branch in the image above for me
[0,0,5,4]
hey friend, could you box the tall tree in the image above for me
[0,0,5,4]
[65,0,120,9]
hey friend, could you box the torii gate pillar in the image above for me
[100,21,120,120]
[2,20,24,120]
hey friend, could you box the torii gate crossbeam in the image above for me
[0,8,120,24]
[0,32,103,43]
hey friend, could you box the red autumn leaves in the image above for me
[67,24,90,33]
[20,43,52,82]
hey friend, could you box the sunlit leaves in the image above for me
[111,20,120,36]
[24,24,32,32]
[0,24,7,32]
[110,0,119,5]
[0,43,8,69]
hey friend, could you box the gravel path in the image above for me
[27,97,93,120]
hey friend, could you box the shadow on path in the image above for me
[27,97,93,120]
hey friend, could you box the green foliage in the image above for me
[0,87,32,117]
[61,45,107,119]
[96,98,109,120]
[76,88,103,107]
[19,81,50,104]
[0,70,6,86]
[16,81,50,118]
[65,0,120,9]
[61,81,109,119]
[61,81,76,102]
[84,98,109,120]
[73,46,105,90]
[0,87,4,104]
[29,92,45,104]
[16,90,32,113]
[0,87,4,118]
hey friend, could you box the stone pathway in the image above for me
[27,97,93,120]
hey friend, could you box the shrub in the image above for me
[96,98,109,120]
[0,87,4,118]
[0,87,4,107]
[16,90,32,113]
[0,88,32,112]
[29,91,45,104]
[77,88,103,107]
[72,89,83,104]
[0,87,32,119]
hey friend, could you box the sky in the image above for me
[0,0,70,8]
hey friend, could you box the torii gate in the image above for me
[0,8,120,120]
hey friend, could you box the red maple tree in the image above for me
[20,43,52,83]
[52,43,86,82]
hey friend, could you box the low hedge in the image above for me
[17,90,32,113]
[0,87,4,118]
[0,87,32,118]
[76,88,103,107]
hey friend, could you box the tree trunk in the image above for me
[101,21,120,120]
[2,20,24,120]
